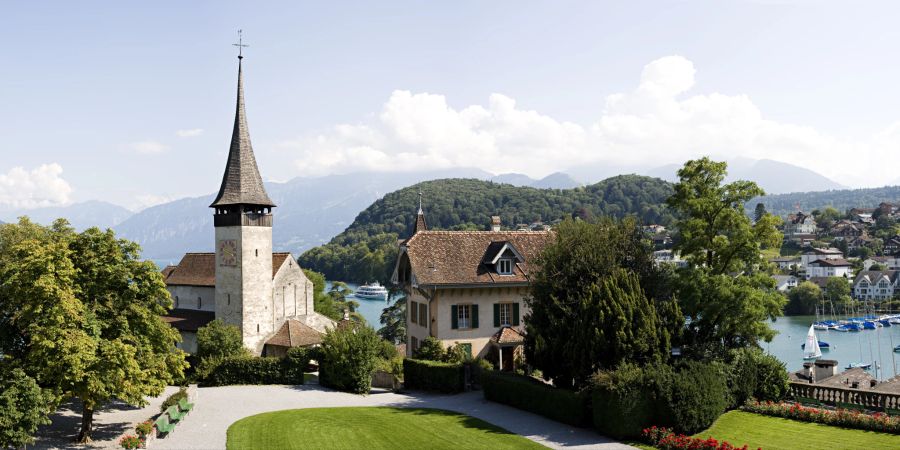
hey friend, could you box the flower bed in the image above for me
[742,401,900,434]
[642,426,755,450]
[119,434,144,449]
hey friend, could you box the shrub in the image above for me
[482,371,590,426]
[135,420,154,437]
[403,358,465,393]
[413,336,445,361]
[159,387,188,413]
[283,347,315,383]
[202,356,286,386]
[591,363,671,439]
[666,360,729,434]
[319,323,381,394]
[119,434,143,449]
[0,368,51,449]
[743,401,900,434]
[196,320,250,361]
[643,426,752,450]
[727,347,788,405]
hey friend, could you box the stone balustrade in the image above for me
[790,381,900,410]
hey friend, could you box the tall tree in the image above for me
[754,203,767,223]
[823,277,853,314]
[524,218,679,389]
[785,281,822,316]
[378,296,407,344]
[0,219,187,442]
[667,158,785,356]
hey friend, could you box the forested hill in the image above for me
[298,175,675,283]
[753,185,900,216]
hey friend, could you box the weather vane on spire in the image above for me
[233,29,249,58]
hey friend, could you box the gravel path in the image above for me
[153,384,635,450]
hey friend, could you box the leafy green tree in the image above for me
[329,282,363,322]
[413,336,446,361]
[378,296,406,344]
[0,367,52,449]
[525,218,679,389]
[785,281,821,315]
[824,277,853,314]
[667,158,785,356]
[318,323,381,394]
[0,219,187,442]
[196,319,249,361]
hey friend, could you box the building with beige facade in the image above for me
[392,208,552,371]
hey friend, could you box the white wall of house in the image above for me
[806,264,851,279]
[854,277,896,301]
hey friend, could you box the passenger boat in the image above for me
[354,282,389,300]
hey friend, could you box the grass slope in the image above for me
[226,407,547,450]
[697,411,899,450]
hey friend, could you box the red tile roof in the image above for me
[491,326,525,345]
[164,252,293,286]
[265,319,324,348]
[403,231,553,286]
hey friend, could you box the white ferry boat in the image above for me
[355,282,389,300]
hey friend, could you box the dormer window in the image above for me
[498,259,513,275]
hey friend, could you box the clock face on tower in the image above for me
[219,240,238,267]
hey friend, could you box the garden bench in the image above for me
[154,414,176,436]
[178,397,194,413]
[796,396,823,406]
[166,405,186,422]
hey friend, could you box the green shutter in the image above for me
[493,303,501,327]
[513,302,520,326]
[451,305,458,329]
[472,304,479,328]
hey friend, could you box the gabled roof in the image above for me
[401,230,553,287]
[265,319,324,348]
[210,58,275,208]
[481,241,525,265]
[164,252,295,286]
[853,270,900,285]
[809,258,851,267]
[805,247,843,255]
[491,326,525,345]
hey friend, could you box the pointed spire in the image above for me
[210,56,276,208]
[414,191,427,234]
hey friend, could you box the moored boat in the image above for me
[803,325,822,360]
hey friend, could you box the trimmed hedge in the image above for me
[199,347,315,387]
[482,371,590,427]
[403,359,465,393]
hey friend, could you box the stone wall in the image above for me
[167,285,215,311]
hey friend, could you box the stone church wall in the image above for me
[167,285,215,311]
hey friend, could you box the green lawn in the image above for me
[226,407,547,450]
[695,411,899,450]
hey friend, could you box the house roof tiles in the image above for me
[164,252,293,286]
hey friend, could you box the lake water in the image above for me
[325,281,393,329]
[766,315,900,379]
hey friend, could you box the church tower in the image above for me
[210,54,276,355]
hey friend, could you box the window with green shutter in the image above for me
[513,302,520,326]
[451,304,458,329]
[472,304,479,328]
[493,303,501,327]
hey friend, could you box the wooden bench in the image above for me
[154,414,176,436]
[178,397,194,414]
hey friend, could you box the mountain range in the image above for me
[0,158,856,264]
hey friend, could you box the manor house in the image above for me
[161,55,334,355]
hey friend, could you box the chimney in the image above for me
[491,216,501,232]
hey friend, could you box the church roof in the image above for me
[163,252,294,287]
[210,58,276,208]
[265,319,324,348]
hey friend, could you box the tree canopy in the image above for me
[0,218,187,442]
[667,158,785,357]
[524,218,680,389]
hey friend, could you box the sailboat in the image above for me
[803,324,822,360]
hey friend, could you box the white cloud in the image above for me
[279,55,899,187]
[0,163,73,209]
[176,128,204,138]
[130,140,169,155]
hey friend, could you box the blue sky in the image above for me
[3,1,900,210]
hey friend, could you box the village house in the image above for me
[884,236,900,255]
[772,275,799,292]
[769,256,800,271]
[784,212,817,237]
[831,223,865,241]
[799,247,844,268]
[392,209,552,371]
[161,55,334,355]
[863,256,900,271]
[853,270,900,301]
[805,258,852,279]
